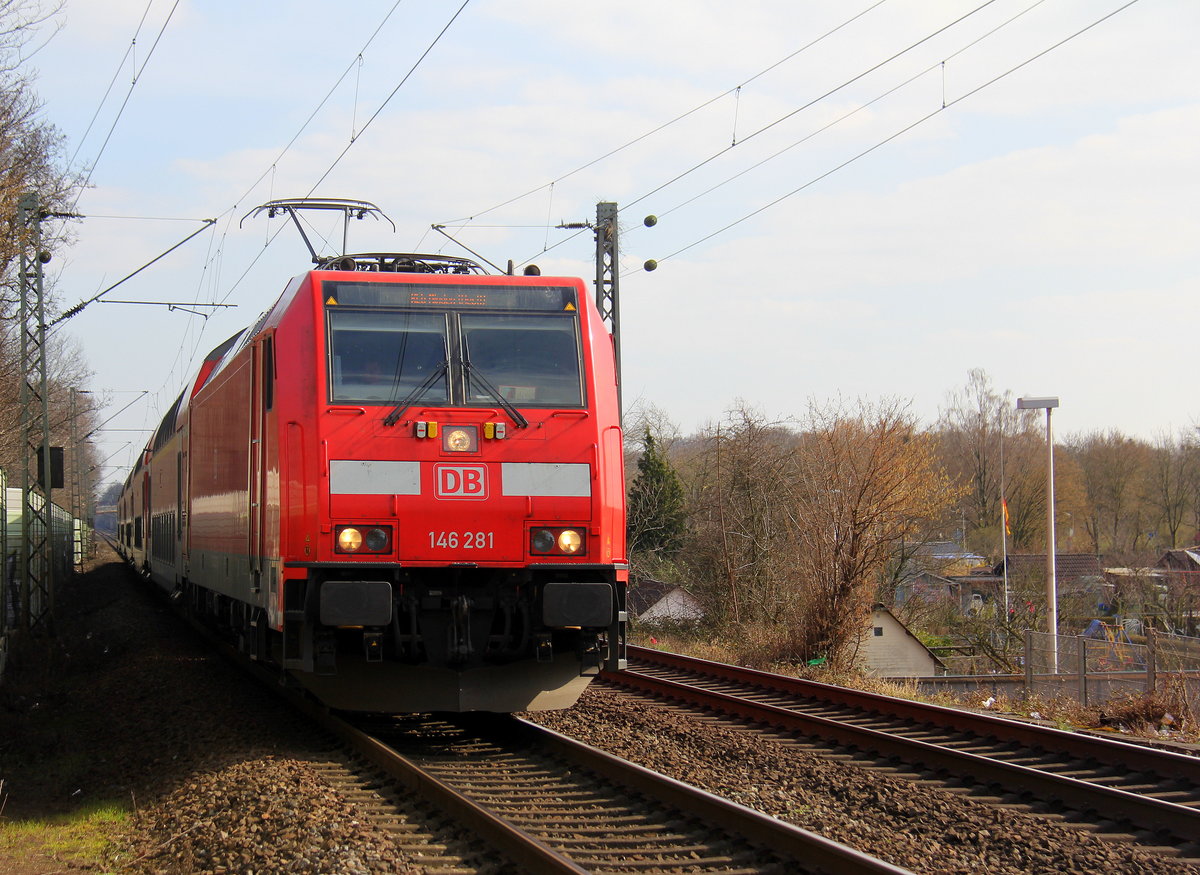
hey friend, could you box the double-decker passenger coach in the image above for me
[119,240,627,712]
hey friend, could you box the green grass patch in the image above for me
[0,800,128,866]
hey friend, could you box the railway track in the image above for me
[304,704,914,874]
[135,552,909,873]
[603,645,1200,863]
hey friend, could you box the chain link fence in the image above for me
[1024,628,1200,716]
[0,475,91,684]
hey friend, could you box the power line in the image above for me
[67,0,157,168]
[622,0,1003,213]
[223,0,409,218]
[439,0,894,227]
[497,0,1006,269]
[652,0,1052,222]
[163,0,468,391]
[72,0,182,211]
[144,0,433,396]
[642,0,1143,271]
[304,0,472,194]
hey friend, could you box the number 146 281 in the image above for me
[428,531,495,549]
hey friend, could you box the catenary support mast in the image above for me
[594,201,621,413]
[17,192,56,633]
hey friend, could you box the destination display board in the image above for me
[324,282,578,312]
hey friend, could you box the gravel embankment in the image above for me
[0,549,421,875]
[5,549,1196,874]
[530,689,1200,874]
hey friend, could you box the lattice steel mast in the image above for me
[593,202,621,412]
[17,192,55,633]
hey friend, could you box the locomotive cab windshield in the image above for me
[325,281,585,410]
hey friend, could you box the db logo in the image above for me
[435,464,488,499]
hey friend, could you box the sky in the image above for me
[19,0,1200,485]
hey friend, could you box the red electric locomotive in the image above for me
[117,235,627,711]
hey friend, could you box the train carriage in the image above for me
[120,252,627,712]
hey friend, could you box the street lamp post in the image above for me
[1017,396,1060,672]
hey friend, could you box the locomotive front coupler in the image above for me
[578,634,603,675]
[315,630,337,676]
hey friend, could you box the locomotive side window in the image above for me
[328,310,448,404]
[461,314,583,406]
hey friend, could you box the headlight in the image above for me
[335,525,393,554]
[337,527,363,552]
[557,530,583,554]
[530,527,586,556]
[443,425,478,453]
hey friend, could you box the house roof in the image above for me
[627,578,681,615]
[1155,548,1200,572]
[869,604,948,670]
[912,540,986,562]
[995,553,1103,582]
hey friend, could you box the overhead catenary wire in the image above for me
[303,0,472,195]
[621,0,1004,214]
[93,0,468,465]
[637,0,1142,273]
[221,0,409,220]
[438,0,893,227]
[72,0,182,212]
[507,0,1007,269]
[652,0,1052,222]
[52,2,416,419]
[203,0,472,314]
[65,0,418,418]
[67,0,158,169]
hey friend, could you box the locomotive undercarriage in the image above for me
[275,565,624,712]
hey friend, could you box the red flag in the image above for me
[1002,498,1012,536]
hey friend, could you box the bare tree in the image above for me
[0,0,78,313]
[683,403,799,626]
[0,2,94,527]
[937,369,1009,537]
[1066,429,1152,559]
[1144,430,1194,551]
[790,399,960,668]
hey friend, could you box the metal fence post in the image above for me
[1147,627,1157,695]
[1024,629,1033,697]
[1077,635,1087,707]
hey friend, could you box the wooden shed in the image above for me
[859,604,947,678]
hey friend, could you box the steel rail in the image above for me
[608,647,1200,845]
[621,645,1200,780]
[514,717,913,875]
[270,664,913,873]
[288,695,591,873]
[152,562,585,874]
[117,548,913,872]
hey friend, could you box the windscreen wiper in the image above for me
[383,359,449,426]
[463,359,529,429]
